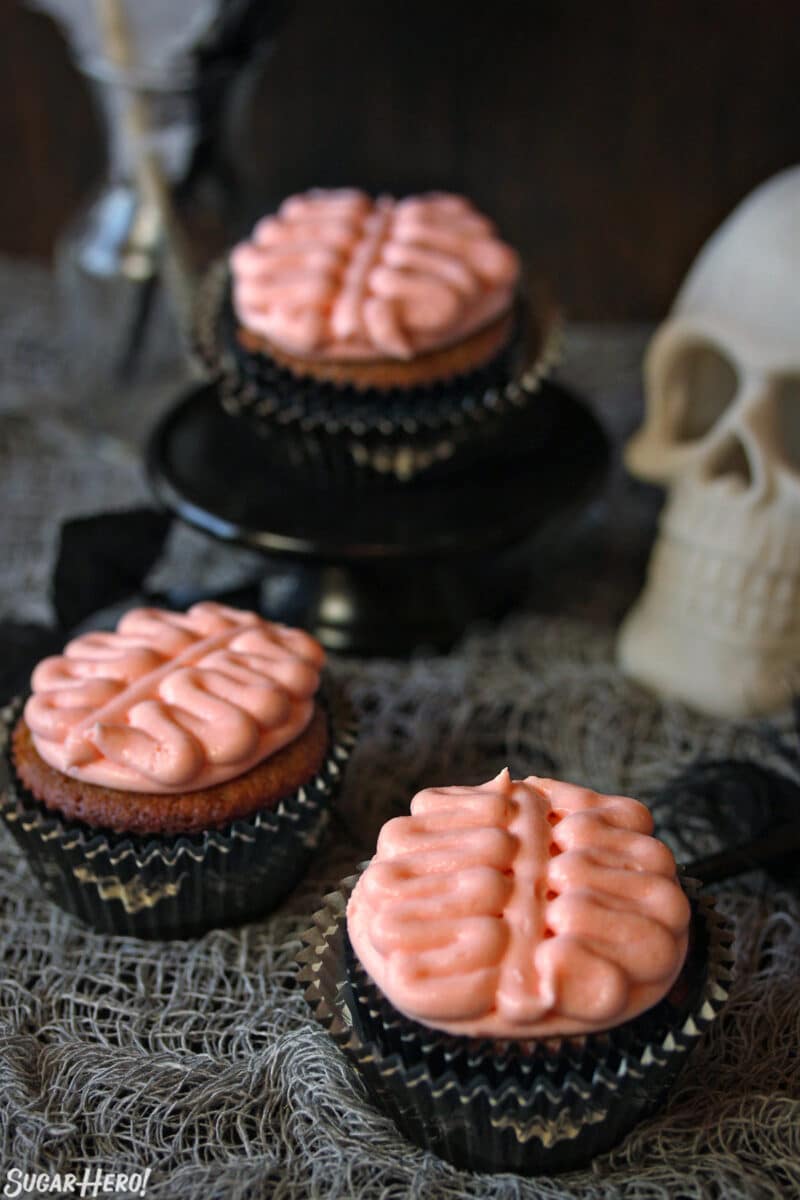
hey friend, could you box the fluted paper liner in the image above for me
[298,872,733,1175]
[192,261,563,485]
[0,686,356,940]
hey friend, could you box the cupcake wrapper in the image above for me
[298,873,733,1175]
[0,686,357,940]
[192,261,563,486]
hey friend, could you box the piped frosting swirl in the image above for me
[230,189,519,362]
[347,771,690,1039]
[24,603,325,793]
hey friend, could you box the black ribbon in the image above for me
[0,507,262,703]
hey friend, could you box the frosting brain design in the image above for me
[24,603,325,793]
[347,771,690,1039]
[230,189,519,362]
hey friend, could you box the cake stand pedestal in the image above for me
[146,381,609,654]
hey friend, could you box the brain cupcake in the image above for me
[301,770,732,1174]
[231,190,520,388]
[195,188,559,482]
[1,603,355,938]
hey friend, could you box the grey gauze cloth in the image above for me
[1,618,798,1200]
[0,259,797,1198]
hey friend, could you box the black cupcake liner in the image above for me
[298,873,733,1175]
[192,260,563,486]
[0,687,357,940]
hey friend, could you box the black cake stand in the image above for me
[145,382,609,654]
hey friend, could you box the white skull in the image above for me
[617,166,800,716]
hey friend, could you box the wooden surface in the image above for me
[0,3,103,261]
[2,0,799,317]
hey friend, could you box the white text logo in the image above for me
[3,1169,151,1198]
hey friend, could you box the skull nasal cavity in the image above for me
[705,434,752,487]
[668,343,738,442]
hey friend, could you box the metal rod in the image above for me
[93,0,195,332]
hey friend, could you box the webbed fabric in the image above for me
[0,266,796,1199]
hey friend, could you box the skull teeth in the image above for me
[646,534,800,642]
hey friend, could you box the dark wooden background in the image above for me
[2,0,799,318]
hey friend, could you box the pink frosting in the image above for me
[230,189,519,361]
[24,603,325,794]
[347,771,690,1039]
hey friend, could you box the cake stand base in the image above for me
[146,382,609,654]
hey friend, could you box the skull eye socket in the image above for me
[775,376,800,471]
[665,341,739,442]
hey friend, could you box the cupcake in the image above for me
[300,770,733,1175]
[194,189,560,483]
[0,602,355,938]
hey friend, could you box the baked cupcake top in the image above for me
[23,603,325,795]
[230,189,520,363]
[346,770,690,1039]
